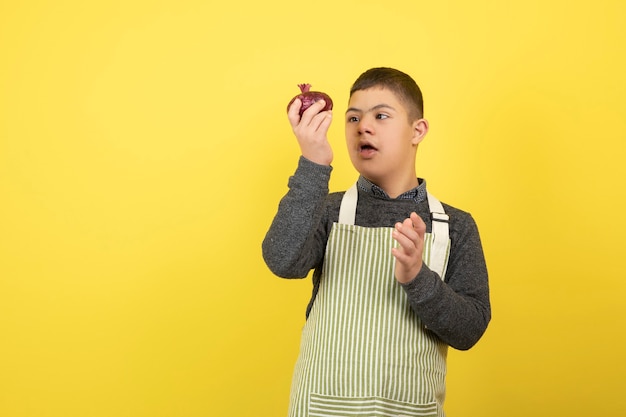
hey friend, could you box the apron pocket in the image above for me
[309,392,438,417]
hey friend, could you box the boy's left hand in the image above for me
[392,212,426,284]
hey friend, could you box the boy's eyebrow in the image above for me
[345,103,396,114]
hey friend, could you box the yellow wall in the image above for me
[1,1,625,416]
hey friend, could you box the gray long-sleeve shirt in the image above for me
[263,157,491,350]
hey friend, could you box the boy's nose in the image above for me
[358,119,373,135]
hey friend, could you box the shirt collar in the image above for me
[356,176,427,203]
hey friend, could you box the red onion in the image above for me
[287,83,333,115]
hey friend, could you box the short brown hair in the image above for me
[350,67,424,121]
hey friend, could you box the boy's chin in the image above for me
[354,168,382,185]
[350,157,375,173]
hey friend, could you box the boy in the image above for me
[263,67,490,417]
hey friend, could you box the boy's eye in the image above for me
[347,115,359,122]
[376,113,389,120]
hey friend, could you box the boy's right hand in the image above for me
[287,98,333,166]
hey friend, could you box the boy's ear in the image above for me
[411,118,429,145]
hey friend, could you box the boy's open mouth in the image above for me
[359,141,378,157]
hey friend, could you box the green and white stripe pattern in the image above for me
[288,222,450,417]
[309,393,438,417]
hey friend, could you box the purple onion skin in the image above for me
[287,83,333,116]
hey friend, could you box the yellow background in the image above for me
[1,1,625,416]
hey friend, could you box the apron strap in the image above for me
[338,183,358,225]
[338,183,450,278]
[427,192,450,279]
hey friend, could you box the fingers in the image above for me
[287,98,303,127]
[289,98,333,165]
[288,99,331,131]
[316,110,332,134]
[410,212,426,239]
[392,213,425,260]
[394,213,425,246]
[392,212,425,283]
[302,100,331,133]
[392,220,417,254]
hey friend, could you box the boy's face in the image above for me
[345,87,427,190]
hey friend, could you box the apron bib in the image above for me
[288,184,451,417]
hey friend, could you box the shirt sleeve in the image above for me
[400,211,491,350]
[262,156,333,278]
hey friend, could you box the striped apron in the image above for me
[288,184,451,417]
